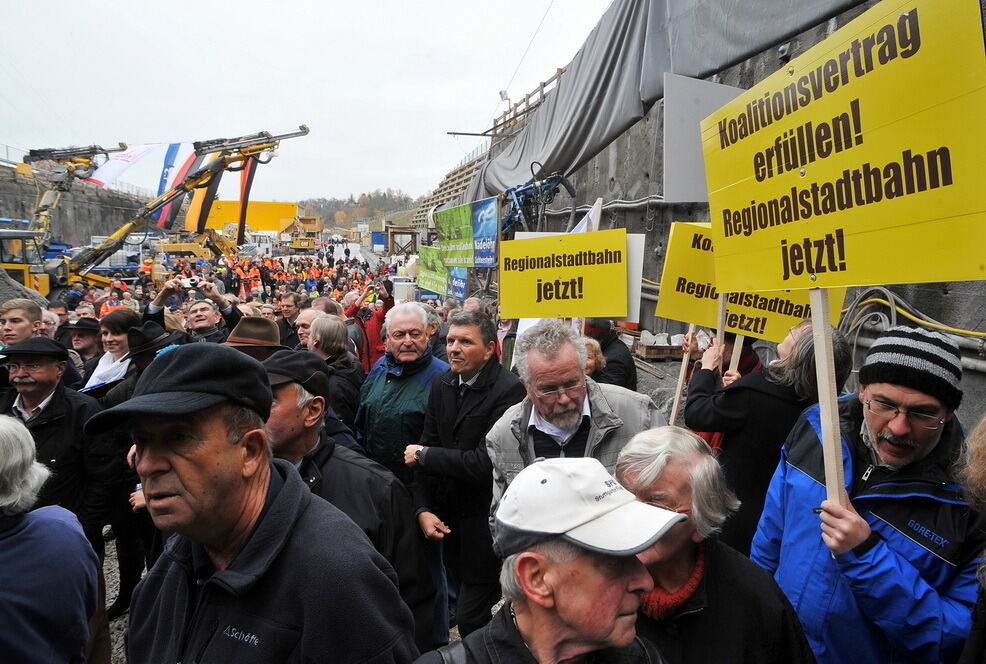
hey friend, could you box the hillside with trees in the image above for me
[300,189,419,228]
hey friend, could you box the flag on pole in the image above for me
[85,143,159,188]
[156,149,205,230]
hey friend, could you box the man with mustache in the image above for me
[0,337,117,555]
[752,326,986,664]
[486,321,665,519]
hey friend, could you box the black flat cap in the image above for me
[67,318,100,332]
[85,344,272,434]
[2,337,68,361]
[262,350,332,404]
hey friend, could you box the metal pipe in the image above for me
[543,195,673,217]
[854,334,986,374]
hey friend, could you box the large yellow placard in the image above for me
[500,229,628,319]
[656,222,845,342]
[702,0,986,292]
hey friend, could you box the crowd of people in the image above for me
[2,248,986,664]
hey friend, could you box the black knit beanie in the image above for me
[859,326,962,410]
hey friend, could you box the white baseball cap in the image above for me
[493,457,686,557]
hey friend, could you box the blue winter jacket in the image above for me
[752,394,986,664]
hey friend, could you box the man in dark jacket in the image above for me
[276,292,306,349]
[48,301,73,347]
[85,344,417,663]
[263,350,435,652]
[616,427,814,664]
[0,337,118,553]
[404,310,525,635]
[585,318,637,391]
[752,327,986,664]
[144,279,241,343]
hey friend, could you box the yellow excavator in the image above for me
[18,125,309,299]
[4,143,128,295]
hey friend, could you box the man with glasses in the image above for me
[0,337,118,555]
[486,321,664,519]
[752,326,986,664]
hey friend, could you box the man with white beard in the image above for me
[485,321,665,518]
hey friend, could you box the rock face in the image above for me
[0,165,146,247]
[0,164,154,302]
[0,269,47,306]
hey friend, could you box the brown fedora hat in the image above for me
[223,317,291,361]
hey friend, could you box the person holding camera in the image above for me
[143,278,242,343]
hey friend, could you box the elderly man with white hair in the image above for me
[486,320,664,518]
[616,427,814,664]
[0,415,98,663]
[416,457,682,663]
[355,302,449,485]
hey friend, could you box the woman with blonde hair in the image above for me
[583,336,607,378]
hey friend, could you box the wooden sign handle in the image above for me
[728,334,745,374]
[809,288,847,506]
[716,294,728,371]
[669,323,696,425]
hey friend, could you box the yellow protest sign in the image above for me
[656,222,844,342]
[702,0,986,292]
[499,228,628,319]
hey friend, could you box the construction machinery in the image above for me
[0,229,59,295]
[23,125,309,299]
[156,228,241,261]
[23,143,128,249]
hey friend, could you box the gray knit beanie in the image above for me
[859,326,962,410]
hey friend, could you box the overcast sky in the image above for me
[1,1,610,203]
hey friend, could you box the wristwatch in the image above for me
[414,447,424,462]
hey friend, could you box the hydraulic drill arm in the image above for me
[23,143,128,244]
[68,125,309,277]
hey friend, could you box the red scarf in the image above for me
[639,548,705,620]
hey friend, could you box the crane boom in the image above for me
[69,125,309,276]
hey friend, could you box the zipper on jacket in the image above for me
[177,584,210,663]
[189,617,221,664]
[861,464,874,482]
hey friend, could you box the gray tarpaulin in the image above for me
[460,0,864,205]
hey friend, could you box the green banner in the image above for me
[417,246,448,295]
[435,203,474,266]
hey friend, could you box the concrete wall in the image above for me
[0,165,148,246]
[507,0,986,423]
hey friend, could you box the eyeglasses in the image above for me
[864,398,945,431]
[7,361,52,373]
[533,381,586,400]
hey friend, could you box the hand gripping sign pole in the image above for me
[809,288,847,506]
[669,323,696,425]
